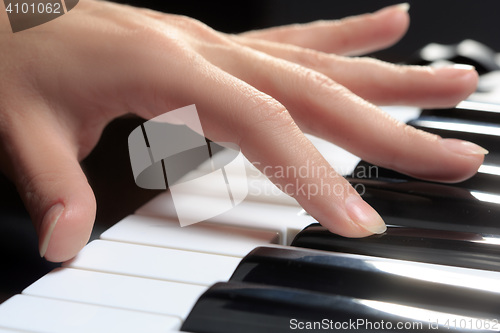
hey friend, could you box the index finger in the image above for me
[158,55,387,237]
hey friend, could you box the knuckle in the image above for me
[245,94,292,130]
[169,14,211,33]
[235,92,298,147]
[139,15,234,59]
[303,68,332,88]
[300,68,346,100]
[168,15,232,46]
[299,49,332,70]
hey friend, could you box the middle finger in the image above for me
[231,37,478,108]
[195,40,485,183]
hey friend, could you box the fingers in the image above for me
[153,53,386,237]
[229,37,479,108]
[194,41,485,184]
[239,3,410,56]
[0,101,96,262]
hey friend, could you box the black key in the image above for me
[408,116,500,165]
[346,177,500,235]
[291,224,500,271]
[420,101,500,124]
[409,40,499,75]
[182,281,496,333]
[231,246,500,317]
[352,160,500,193]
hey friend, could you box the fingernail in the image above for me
[433,64,476,79]
[393,3,410,12]
[440,138,489,156]
[378,3,410,14]
[39,203,64,258]
[345,195,386,234]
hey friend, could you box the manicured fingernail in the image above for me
[433,64,476,79]
[39,203,64,258]
[345,195,386,234]
[378,3,410,14]
[393,3,410,12]
[440,138,489,156]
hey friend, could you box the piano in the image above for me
[1,40,500,332]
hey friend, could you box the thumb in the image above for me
[0,105,96,262]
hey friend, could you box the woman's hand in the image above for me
[0,1,483,262]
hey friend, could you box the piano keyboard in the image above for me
[2,42,500,332]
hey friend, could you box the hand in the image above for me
[0,1,483,262]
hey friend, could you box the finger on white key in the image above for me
[64,240,240,286]
[22,268,206,320]
[180,147,299,207]
[0,295,180,333]
[101,215,278,258]
[136,192,315,245]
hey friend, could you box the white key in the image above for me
[23,268,206,320]
[305,135,361,175]
[178,148,300,207]
[380,106,421,122]
[472,70,500,104]
[136,192,315,245]
[179,168,299,207]
[182,143,300,207]
[64,240,240,286]
[0,295,180,333]
[101,215,278,258]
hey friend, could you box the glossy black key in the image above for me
[352,160,500,193]
[291,224,500,271]
[345,177,500,235]
[231,246,500,317]
[420,101,500,124]
[182,281,496,333]
[408,116,500,165]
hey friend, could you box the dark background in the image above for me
[112,0,500,61]
[1,0,499,302]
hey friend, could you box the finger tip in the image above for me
[323,219,380,238]
[312,195,386,238]
[344,195,387,235]
[41,190,96,263]
[42,207,95,262]
[452,69,479,104]
[378,3,411,38]
[404,146,485,184]
[430,66,479,107]
[436,139,486,182]
[436,157,484,183]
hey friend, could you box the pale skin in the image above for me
[0,1,485,262]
